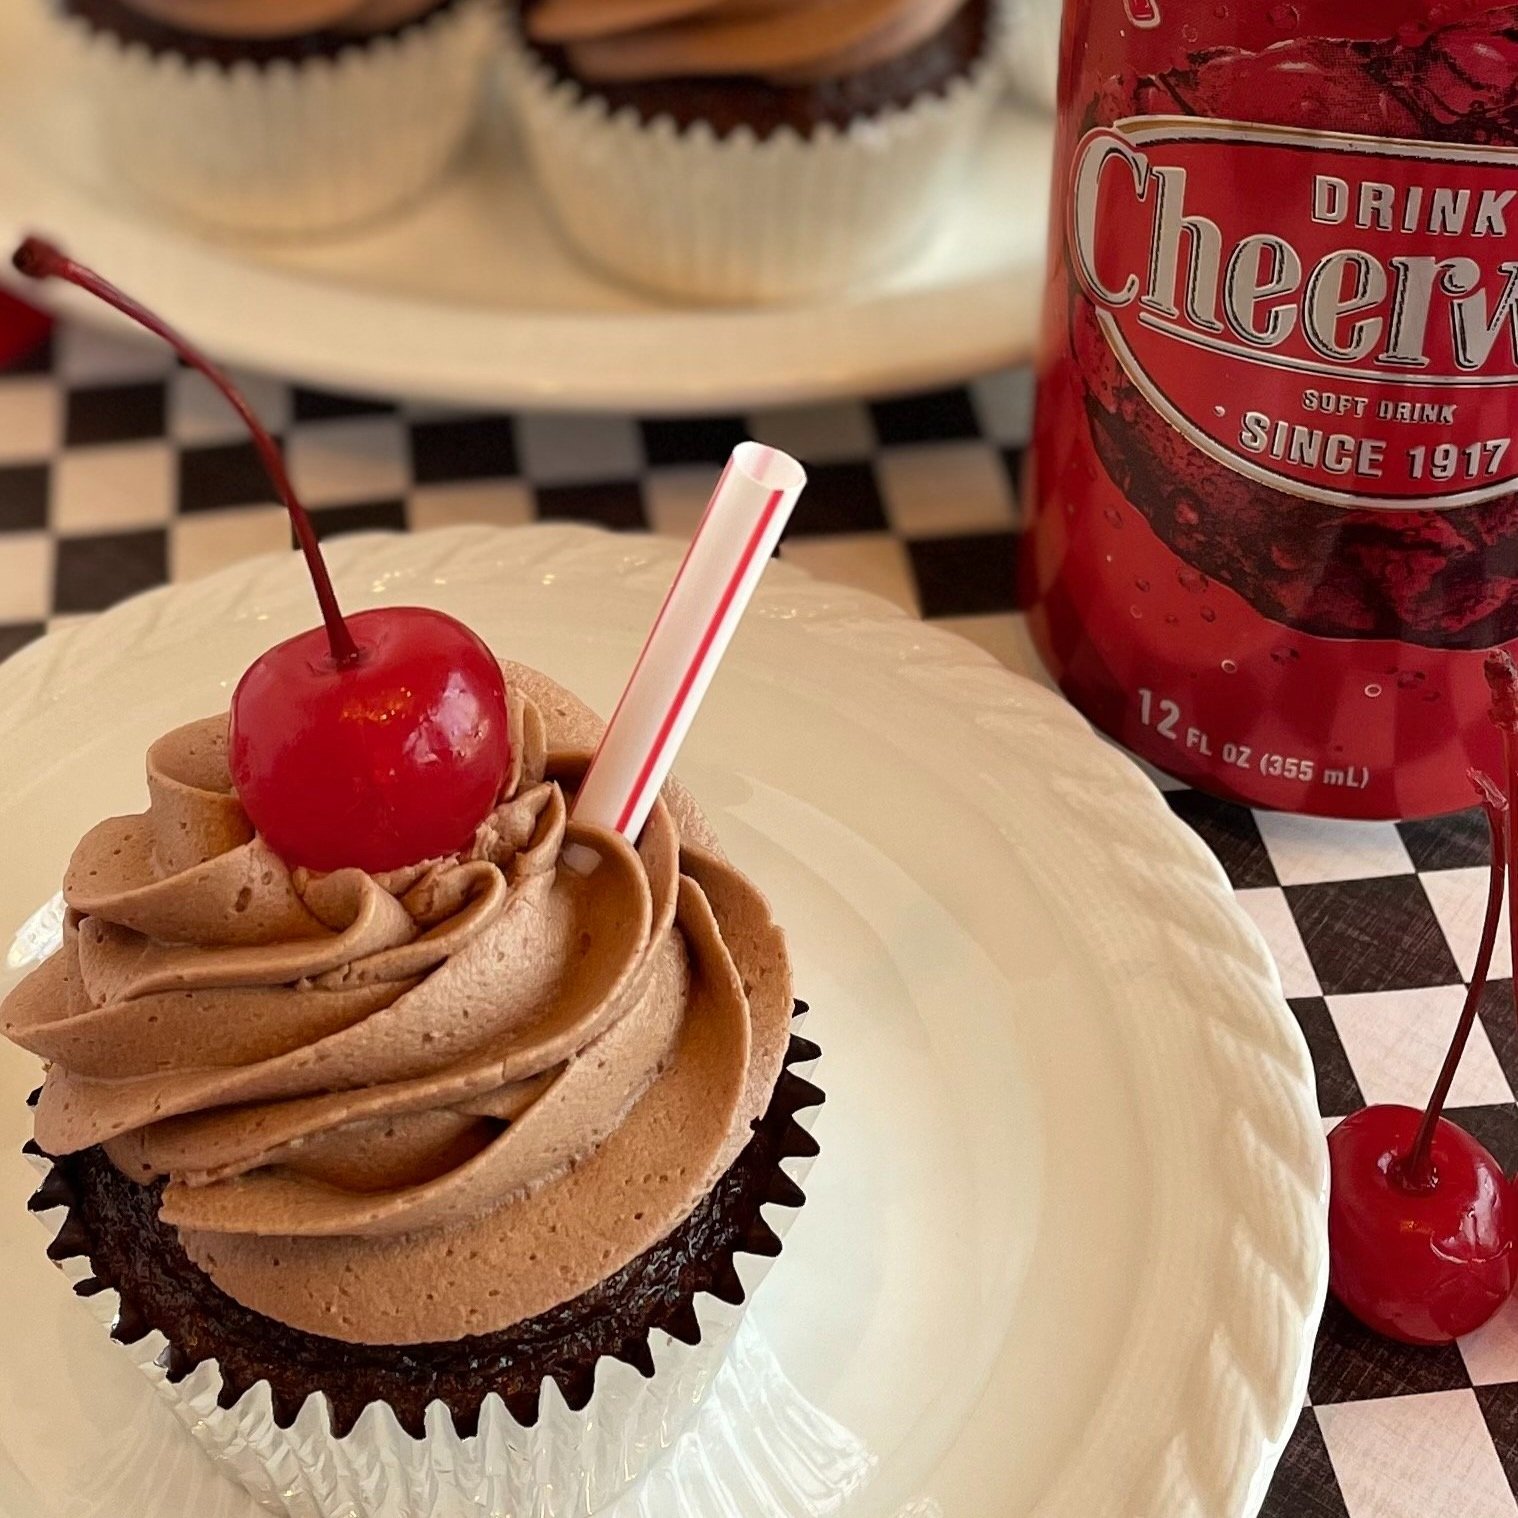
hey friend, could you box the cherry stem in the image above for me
[1487,651,1518,1052]
[1506,723,1518,1028]
[1400,770,1507,1194]
[10,237,359,667]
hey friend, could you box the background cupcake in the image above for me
[50,0,497,236]
[504,0,1010,303]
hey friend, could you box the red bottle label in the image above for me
[1027,0,1518,817]
[1070,120,1518,508]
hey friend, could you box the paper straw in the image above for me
[573,442,808,842]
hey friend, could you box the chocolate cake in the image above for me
[3,656,812,1505]
[0,247,819,1513]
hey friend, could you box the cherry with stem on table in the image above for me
[1327,766,1517,1345]
[11,237,512,876]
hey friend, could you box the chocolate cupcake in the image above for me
[502,0,1011,301]
[48,0,497,234]
[4,661,820,1518]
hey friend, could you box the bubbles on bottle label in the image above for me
[1397,670,1428,690]
[1103,505,1124,528]
[1267,2,1299,30]
[1270,647,1301,665]
[1221,658,1238,674]
[1134,577,1150,592]
[1177,566,1209,594]
[1200,606,1218,623]
[1181,21,1199,41]
[1164,614,1179,626]
[1364,683,1383,698]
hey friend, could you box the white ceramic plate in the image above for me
[0,4,1049,413]
[0,526,1327,1518]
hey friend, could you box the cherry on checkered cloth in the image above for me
[1327,659,1518,1345]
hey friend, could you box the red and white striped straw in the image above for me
[573,442,808,842]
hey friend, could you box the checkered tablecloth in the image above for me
[4,314,1518,1518]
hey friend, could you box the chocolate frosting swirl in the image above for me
[115,0,444,40]
[2,663,793,1346]
[527,0,971,84]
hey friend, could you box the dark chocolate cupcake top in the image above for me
[527,0,972,83]
[1,663,794,1346]
[118,0,442,37]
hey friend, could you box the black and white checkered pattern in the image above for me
[1165,789,1518,1517]
[5,316,1518,1518]
[0,321,1027,662]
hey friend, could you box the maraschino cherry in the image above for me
[12,238,511,874]
[1326,768,1517,1344]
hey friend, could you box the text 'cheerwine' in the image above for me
[1070,117,1518,510]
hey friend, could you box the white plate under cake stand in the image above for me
[0,526,1327,1517]
[0,4,1049,413]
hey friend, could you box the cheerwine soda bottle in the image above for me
[1026,0,1518,817]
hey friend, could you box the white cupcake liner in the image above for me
[26,1026,821,1518]
[500,4,1012,303]
[47,0,497,237]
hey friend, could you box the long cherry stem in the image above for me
[1401,770,1507,1193]
[1487,651,1518,1047]
[10,237,359,667]
[1506,722,1518,1019]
